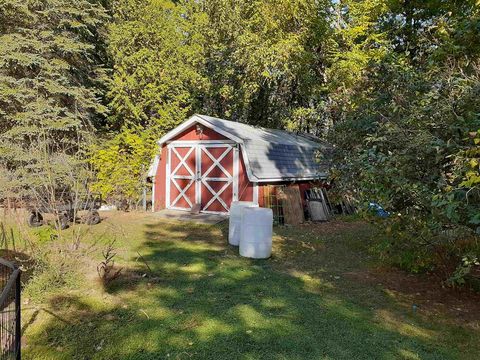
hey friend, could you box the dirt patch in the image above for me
[298,219,367,235]
[346,267,480,328]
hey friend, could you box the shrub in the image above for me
[23,253,80,302]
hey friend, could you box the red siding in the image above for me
[174,126,228,141]
[154,124,241,212]
[153,122,324,213]
[154,145,168,211]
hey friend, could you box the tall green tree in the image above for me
[0,0,108,196]
[107,0,208,132]
[107,0,332,131]
[95,0,209,202]
[200,0,331,130]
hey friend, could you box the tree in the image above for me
[0,0,108,197]
[106,0,208,132]
[326,0,480,276]
[95,0,209,202]
[200,0,331,130]
[89,127,155,204]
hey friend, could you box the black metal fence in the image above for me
[0,258,21,360]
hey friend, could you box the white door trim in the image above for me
[167,145,196,209]
[166,147,171,208]
[166,141,239,213]
[199,145,234,213]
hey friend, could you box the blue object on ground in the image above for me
[368,202,390,218]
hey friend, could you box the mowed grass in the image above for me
[19,211,480,360]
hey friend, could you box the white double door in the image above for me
[166,142,239,213]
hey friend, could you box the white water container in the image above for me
[228,201,258,246]
[239,207,273,259]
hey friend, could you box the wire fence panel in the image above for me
[0,258,21,360]
[263,185,285,226]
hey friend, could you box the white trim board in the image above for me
[167,140,236,145]
[151,178,156,212]
[165,141,239,214]
[157,115,328,183]
[158,115,243,145]
[253,182,259,205]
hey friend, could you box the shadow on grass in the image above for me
[23,221,462,360]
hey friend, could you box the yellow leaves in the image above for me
[469,131,480,140]
[89,127,157,199]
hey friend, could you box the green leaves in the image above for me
[107,0,208,130]
[199,0,330,128]
[0,0,108,196]
[328,0,480,279]
[89,126,156,201]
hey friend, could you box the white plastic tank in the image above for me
[239,207,273,259]
[229,201,258,246]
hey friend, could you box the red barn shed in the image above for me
[149,114,329,214]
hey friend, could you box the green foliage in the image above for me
[90,126,156,202]
[328,0,390,91]
[200,0,330,129]
[0,220,79,303]
[33,227,58,245]
[23,252,80,302]
[0,0,108,196]
[328,0,480,279]
[448,254,480,286]
[107,0,208,132]
[107,0,331,131]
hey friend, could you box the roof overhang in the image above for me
[157,115,260,182]
[158,115,243,146]
[154,114,329,183]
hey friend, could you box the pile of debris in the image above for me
[263,184,355,225]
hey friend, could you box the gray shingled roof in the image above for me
[195,115,329,182]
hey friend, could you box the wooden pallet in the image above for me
[277,185,304,225]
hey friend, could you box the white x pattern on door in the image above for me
[200,145,233,212]
[167,142,238,213]
[169,146,195,208]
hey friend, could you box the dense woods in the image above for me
[0,0,479,282]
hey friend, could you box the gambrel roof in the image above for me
[157,114,329,182]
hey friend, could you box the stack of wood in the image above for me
[276,185,304,225]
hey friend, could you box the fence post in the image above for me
[15,271,21,360]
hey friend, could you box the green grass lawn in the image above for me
[18,212,480,359]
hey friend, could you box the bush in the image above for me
[0,222,82,303]
[23,254,80,302]
[366,209,480,283]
